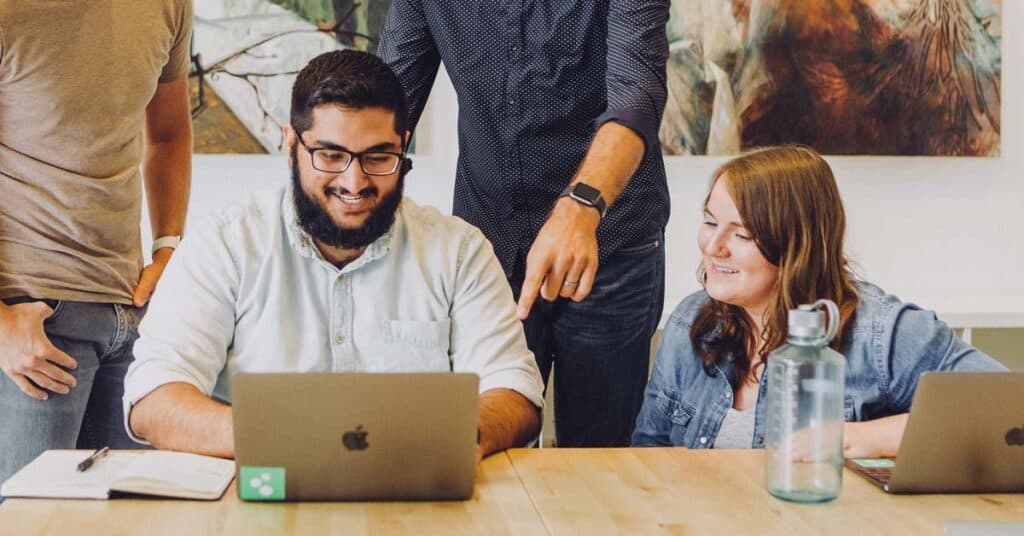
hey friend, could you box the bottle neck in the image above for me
[786,334,825,346]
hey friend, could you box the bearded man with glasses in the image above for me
[122,51,544,461]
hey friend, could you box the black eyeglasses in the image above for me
[296,136,405,176]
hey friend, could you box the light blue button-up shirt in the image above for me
[124,186,544,441]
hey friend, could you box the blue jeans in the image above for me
[514,233,665,447]
[0,298,146,484]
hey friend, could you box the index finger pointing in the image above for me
[517,247,556,319]
[517,273,545,320]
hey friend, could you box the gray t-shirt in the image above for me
[715,406,756,449]
[0,1,192,303]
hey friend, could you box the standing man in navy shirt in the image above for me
[379,1,670,446]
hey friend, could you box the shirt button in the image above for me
[699,436,708,445]
[334,333,345,344]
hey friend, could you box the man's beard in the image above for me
[291,149,404,250]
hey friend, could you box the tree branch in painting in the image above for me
[190,5,375,147]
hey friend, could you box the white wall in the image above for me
[177,1,1024,326]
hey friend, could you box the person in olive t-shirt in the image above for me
[0,1,193,482]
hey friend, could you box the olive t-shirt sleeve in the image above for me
[160,0,194,83]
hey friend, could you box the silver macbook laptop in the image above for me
[847,372,1024,493]
[232,373,479,501]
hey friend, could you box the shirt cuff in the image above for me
[479,369,546,410]
[122,362,208,445]
[595,107,659,155]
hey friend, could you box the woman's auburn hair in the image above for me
[690,146,859,386]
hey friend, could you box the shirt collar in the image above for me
[282,184,398,272]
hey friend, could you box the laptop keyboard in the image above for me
[860,467,893,487]
[848,458,897,490]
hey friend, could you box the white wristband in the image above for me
[152,235,181,255]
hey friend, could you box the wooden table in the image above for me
[3,449,1022,535]
[508,448,1024,534]
[0,452,546,535]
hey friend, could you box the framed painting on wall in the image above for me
[660,0,1002,156]
[190,0,393,154]
[189,1,1001,158]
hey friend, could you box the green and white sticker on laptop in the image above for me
[239,466,286,501]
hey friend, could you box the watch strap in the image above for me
[152,235,181,254]
[559,183,607,217]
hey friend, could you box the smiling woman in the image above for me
[694,147,858,384]
[632,146,1006,457]
[698,179,780,342]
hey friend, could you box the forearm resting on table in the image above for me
[477,388,541,458]
[129,382,234,458]
[845,413,909,458]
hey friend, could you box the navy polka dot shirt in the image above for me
[379,0,672,278]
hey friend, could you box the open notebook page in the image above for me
[1,450,143,499]
[110,451,235,500]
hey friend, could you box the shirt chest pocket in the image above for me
[657,390,698,447]
[843,395,857,422]
[370,319,452,373]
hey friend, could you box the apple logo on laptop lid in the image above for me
[343,425,369,451]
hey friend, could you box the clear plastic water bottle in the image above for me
[764,299,846,503]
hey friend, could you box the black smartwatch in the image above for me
[559,182,607,218]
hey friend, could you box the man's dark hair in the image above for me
[290,50,409,140]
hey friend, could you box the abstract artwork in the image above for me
[192,0,392,153]
[193,1,1001,157]
[660,0,1002,156]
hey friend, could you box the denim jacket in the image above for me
[632,281,1006,448]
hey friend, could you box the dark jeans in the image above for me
[0,298,146,484]
[513,233,665,447]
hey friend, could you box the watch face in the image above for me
[571,183,602,205]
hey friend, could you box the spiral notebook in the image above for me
[1,450,235,500]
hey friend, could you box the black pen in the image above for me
[77,446,110,472]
